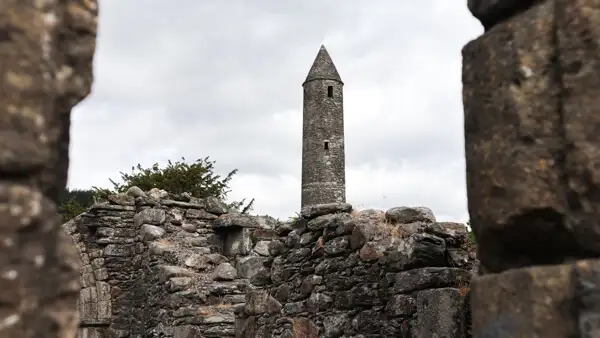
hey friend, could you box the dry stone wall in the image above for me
[66,192,478,337]
[238,203,477,338]
[63,187,278,338]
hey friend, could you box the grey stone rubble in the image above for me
[62,187,278,338]
[238,202,477,337]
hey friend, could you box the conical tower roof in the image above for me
[303,45,343,85]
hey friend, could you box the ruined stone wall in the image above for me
[238,203,476,337]
[63,188,278,337]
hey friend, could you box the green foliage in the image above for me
[60,199,89,223]
[468,231,476,245]
[92,157,254,213]
[58,188,95,223]
[466,220,476,245]
[59,188,95,207]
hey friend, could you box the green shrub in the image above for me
[92,157,254,213]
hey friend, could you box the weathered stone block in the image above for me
[133,208,166,227]
[385,206,436,224]
[405,233,447,268]
[97,300,112,319]
[414,288,464,338]
[103,244,132,257]
[467,0,539,30]
[386,294,416,317]
[245,290,282,316]
[185,208,218,220]
[426,222,468,242]
[556,0,600,255]
[222,227,252,256]
[169,277,192,292]
[307,213,352,231]
[463,0,600,272]
[253,240,271,256]
[474,258,600,336]
[300,202,353,219]
[276,317,319,338]
[126,186,146,198]
[213,262,238,281]
[236,256,267,279]
[394,267,471,294]
[203,196,229,214]
[96,281,111,300]
[173,325,203,338]
[140,224,165,241]
[108,193,135,206]
[471,261,578,337]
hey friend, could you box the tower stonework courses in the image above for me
[301,45,347,208]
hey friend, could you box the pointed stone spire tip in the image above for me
[304,45,343,85]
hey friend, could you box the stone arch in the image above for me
[62,214,112,337]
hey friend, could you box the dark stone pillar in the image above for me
[464,0,600,275]
[0,0,98,337]
[464,0,600,336]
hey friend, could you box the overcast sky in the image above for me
[68,1,483,221]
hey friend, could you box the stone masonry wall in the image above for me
[238,203,477,337]
[63,187,279,338]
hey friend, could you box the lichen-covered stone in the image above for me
[414,288,465,338]
[213,263,237,281]
[462,0,600,273]
[204,196,228,214]
[385,206,436,224]
[126,186,146,198]
[0,0,98,336]
[140,224,165,241]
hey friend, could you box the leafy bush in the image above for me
[92,157,254,213]
[58,188,95,223]
[468,231,476,245]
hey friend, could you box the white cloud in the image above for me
[68,0,483,221]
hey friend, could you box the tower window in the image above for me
[327,86,333,97]
[324,140,329,150]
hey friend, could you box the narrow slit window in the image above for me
[327,86,333,97]
[324,140,329,150]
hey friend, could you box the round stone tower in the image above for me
[301,45,346,208]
